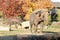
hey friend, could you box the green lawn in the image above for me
[0,25,60,36]
[0,10,60,36]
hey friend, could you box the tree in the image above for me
[0,0,54,19]
[24,0,55,20]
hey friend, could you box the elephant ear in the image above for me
[38,11,41,17]
[35,10,41,17]
[35,12,38,15]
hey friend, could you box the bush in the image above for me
[57,9,60,21]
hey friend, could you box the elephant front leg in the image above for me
[39,22,43,33]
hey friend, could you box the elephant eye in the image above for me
[35,13,38,14]
[39,14,41,17]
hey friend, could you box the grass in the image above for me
[44,25,60,32]
[0,29,31,36]
[0,10,60,36]
[0,25,60,36]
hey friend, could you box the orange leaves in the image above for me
[0,0,54,18]
[0,0,24,18]
[31,0,54,10]
[23,0,54,20]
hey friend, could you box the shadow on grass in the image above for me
[16,32,60,40]
[43,31,57,33]
[0,32,60,40]
[0,35,17,40]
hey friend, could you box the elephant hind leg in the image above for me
[15,24,18,29]
[34,24,38,33]
[9,24,12,31]
[30,25,32,33]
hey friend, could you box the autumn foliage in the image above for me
[0,0,54,19]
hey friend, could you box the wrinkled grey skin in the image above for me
[29,10,44,33]
[6,16,22,31]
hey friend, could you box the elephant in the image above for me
[6,16,23,31]
[29,9,49,33]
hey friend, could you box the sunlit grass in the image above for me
[0,10,60,36]
[0,25,60,36]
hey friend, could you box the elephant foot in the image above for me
[9,28,13,31]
